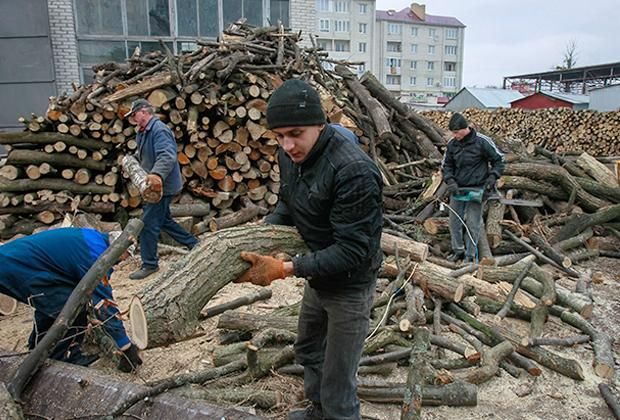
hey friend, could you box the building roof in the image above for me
[542,91,589,104]
[453,87,524,108]
[376,8,465,27]
[588,83,620,92]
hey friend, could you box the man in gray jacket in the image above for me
[441,113,504,263]
[125,99,198,279]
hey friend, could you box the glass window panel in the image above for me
[244,0,262,26]
[270,0,289,27]
[199,0,219,37]
[140,41,174,54]
[81,67,95,84]
[127,0,148,35]
[223,0,242,27]
[75,0,123,35]
[177,0,198,36]
[78,40,126,63]
[149,0,170,36]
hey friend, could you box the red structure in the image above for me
[510,92,589,110]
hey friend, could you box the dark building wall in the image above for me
[511,93,572,110]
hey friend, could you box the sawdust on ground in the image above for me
[1,250,619,420]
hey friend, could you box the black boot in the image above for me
[288,402,323,420]
[446,251,464,263]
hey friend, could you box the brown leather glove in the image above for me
[143,173,163,203]
[234,251,285,286]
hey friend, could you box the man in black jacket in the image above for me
[441,113,504,263]
[235,79,383,419]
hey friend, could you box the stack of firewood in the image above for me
[0,22,446,240]
[422,108,620,156]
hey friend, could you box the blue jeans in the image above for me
[448,196,483,261]
[29,308,88,362]
[140,195,198,268]
[295,280,376,420]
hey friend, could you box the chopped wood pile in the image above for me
[421,108,620,156]
[0,22,445,240]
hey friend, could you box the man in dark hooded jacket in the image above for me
[441,113,505,262]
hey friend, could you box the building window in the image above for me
[317,39,331,50]
[428,45,435,54]
[445,45,457,55]
[443,76,456,87]
[75,0,124,35]
[316,0,329,11]
[427,77,434,86]
[359,3,368,13]
[334,1,349,13]
[358,42,367,52]
[357,62,366,75]
[319,19,330,32]
[386,75,401,85]
[223,0,263,28]
[386,58,401,67]
[428,28,436,37]
[334,20,350,32]
[359,23,367,33]
[411,26,418,36]
[388,23,401,35]
[444,62,456,72]
[410,60,417,69]
[199,0,220,37]
[410,76,416,85]
[427,61,434,70]
[410,44,418,53]
[334,40,350,52]
[387,42,402,52]
[446,27,458,39]
[270,0,290,27]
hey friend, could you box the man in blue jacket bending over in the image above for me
[0,228,142,372]
[125,99,198,280]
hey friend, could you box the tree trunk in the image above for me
[137,225,309,347]
[357,380,477,407]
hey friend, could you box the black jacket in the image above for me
[266,125,383,291]
[441,128,505,187]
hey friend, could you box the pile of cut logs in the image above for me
[422,108,620,156]
[0,22,445,240]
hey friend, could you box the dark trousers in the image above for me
[140,195,198,268]
[295,280,375,420]
[448,196,483,261]
[29,309,88,362]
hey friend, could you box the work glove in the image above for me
[444,180,459,196]
[143,173,163,203]
[234,251,285,287]
[484,175,497,192]
[117,344,143,373]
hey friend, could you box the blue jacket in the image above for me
[0,228,130,348]
[137,117,183,196]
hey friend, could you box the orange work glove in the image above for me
[234,251,285,286]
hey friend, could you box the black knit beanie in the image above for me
[266,79,326,129]
[448,112,469,131]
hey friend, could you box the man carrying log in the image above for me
[0,228,142,372]
[124,99,198,280]
[441,112,504,263]
[235,79,383,420]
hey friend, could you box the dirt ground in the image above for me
[1,248,619,420]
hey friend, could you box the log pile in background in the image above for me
[421,108,620,156]
[0,22,445,240]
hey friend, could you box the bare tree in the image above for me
[563,40,578,69]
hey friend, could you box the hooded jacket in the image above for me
[441,128,505,187]
[266,125,383,291]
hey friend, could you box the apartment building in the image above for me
[375,3,465,105]
[314,0,376,76]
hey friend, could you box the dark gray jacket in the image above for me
[266,125,383,291]
[136,117,183,196]
[441,128,505,187]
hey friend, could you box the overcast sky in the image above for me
[375,0,619,87]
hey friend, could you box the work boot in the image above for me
[129,266,159,280]
[287,402,323,420]
[446,251,464,263]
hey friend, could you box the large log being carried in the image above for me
[137,225,309,347]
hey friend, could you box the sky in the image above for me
[375,0,620,87]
